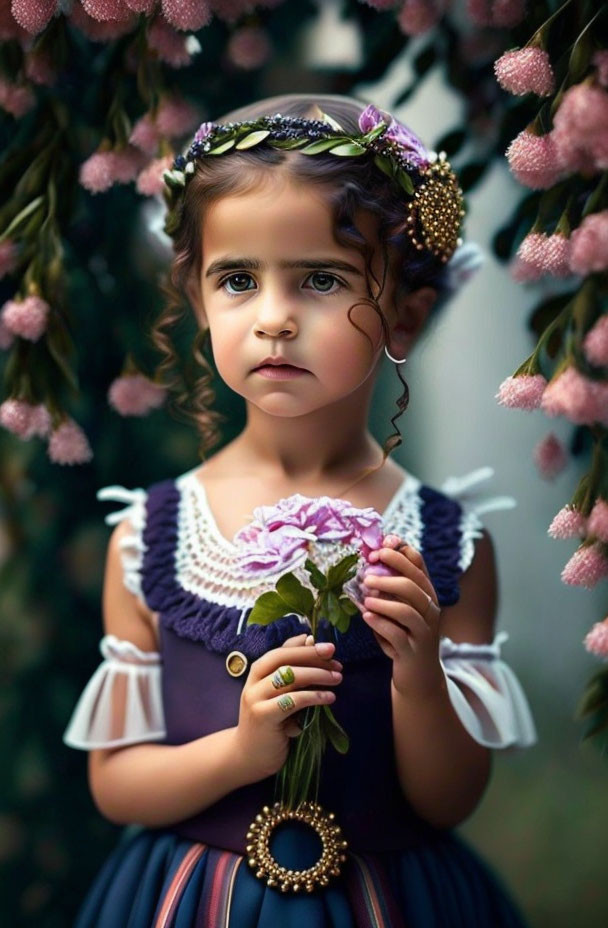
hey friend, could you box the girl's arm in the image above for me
[363,530,497,830]
[87,520,342,827]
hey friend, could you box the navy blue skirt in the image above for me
[73,822,529,928]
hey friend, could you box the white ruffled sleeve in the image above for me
[63,635,166,750]
[96,485,148,610]
[440,631,537,748]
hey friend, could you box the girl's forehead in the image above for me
[201,178,377,265]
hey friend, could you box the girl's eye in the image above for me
[218,271,345,297]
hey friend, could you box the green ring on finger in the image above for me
[271,665,295,689]
[277,694,296,712]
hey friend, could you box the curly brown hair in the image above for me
[151,92,452,463]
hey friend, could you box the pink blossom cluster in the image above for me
[0,397,93,465]
[496,373,548,411]
[570,210,608,275]
[584,618,608,659]
[562,542,608,589]
[1,295,50,341]
[466,0,526,28]
[548,498,608,592]
[48,418,94,465]
[79,146,147,193]
[494,47,554,97]
[130,96,200,155]
[226,26,272,69]
[397,0,443,37]
[533,432,567,480]
[0,398,51,439]
[10,0,57,35]
[511,212,608,281]
[549,498,608,544]
[497,362,608,428]
[507,83,608,189]
[234,494,385,573]
[0,77,36,118]
[583,314,608,367]
[108,374,167,415]
[515,232,571,278]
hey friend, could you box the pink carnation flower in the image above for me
[79,146,145,192]
[562,542,608,589]
[506,128,564,189]
[11,0,56,35]
[533,432,567,480]
[548,505,587,540]
[397,0,442,37]
[552,83,608,174]
[234,494,384,574]
[588,498,608,543]
[583,315,608,367]
[584,618,608,658]
[516,232,571,277]
[569,210,608,275]
[108,374,167,415]
[0,239,19,279]
[48,418,93,465]
[0,78,36,117]
[593,50,608,89]
[2,295,50,341]
[495,373,547,410]
[541,366,608,427]
[226,26,271,70]
[161,0,212,30]
[0,398,51,439]
[148,16,194,67]
[494,47,554,97]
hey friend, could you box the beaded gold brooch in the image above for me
[163,105,465,264]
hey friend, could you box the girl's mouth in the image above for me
[253,364,308,379]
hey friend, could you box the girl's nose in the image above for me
[253,291,298,339]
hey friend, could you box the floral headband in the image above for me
[162,103,465,264]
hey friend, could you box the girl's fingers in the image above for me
[363,595,428,635]
[263,664,342,698]
[363,573,438,620]
[370,548,435,597]
[362,611,411,652]
[264,687,336,723]
[251,643,342,681]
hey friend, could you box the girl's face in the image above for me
[194,172,397,420]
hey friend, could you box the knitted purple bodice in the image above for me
[139,473,476,854]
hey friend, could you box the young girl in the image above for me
[63,92,537,927]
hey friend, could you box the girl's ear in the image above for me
[388,286,437,358]
[185,274,208,329]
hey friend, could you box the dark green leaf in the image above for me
[330,142,366,156]
[327,553,359,589]
[276,572,314,616]
[300,138,345,154]
[396,170,414,195]
[373,154,394,178]
[338,597,358,617]
[304,558,327,590]
[321,705,350,753]
[247,591,291,625]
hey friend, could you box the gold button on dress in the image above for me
[226,650,248,677]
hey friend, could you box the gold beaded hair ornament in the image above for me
[163,103,465,263]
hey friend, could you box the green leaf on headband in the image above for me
[327,553,359,589]
[373,154,395,178]
[396,170,414,194]
[300,138,345,154]
[276,573,314,617]
[270,138,309,150]
[330,142,366,156]
[361,123,387,143]
[162,170,185,188]
[247,591,292,625]
[235,130,271,149]
[207,138,236,155]
[304,558,327,591]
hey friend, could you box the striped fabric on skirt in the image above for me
[73,823,528,928]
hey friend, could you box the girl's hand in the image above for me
[234,633,343,782]
[362,536,444,699]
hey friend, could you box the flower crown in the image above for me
[163,103,465,263]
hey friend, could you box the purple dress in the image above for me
[63,465,536,928]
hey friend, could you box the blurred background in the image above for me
[0,1,606,926]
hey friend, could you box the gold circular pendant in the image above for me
[246,800,348,893]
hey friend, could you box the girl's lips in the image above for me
[253,364,308,379]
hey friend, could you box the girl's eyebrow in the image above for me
[204,257,363,278]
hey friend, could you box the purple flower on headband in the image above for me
[358,103,430,169]
[194,121,215,142]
